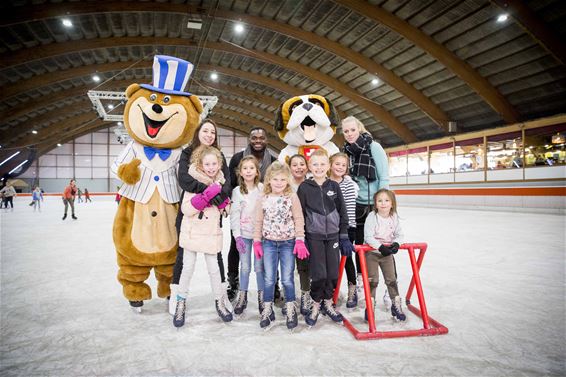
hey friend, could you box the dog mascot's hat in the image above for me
[140,55,194,97]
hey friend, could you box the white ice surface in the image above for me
[1,197,565,376]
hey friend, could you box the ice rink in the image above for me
[1,196,565,376]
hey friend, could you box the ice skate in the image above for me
[173,296,186,328]
[71,214,78,220]
[285,301,299,331]
[215,298,233,323]
[274,284,285,308]
[321,299,343,324]
[260,301,275,330]
[346,283,358,309]
[168,284,179,315]
[299,290,312,316]
[383,289,392,311]
[391,296,406,321]
[364,303,376,323]
[233,290,248,315]
[129,300,143,314]
[305,300,321,327]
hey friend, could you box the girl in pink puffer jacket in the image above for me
[173,145,232,328]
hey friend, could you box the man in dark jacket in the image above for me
[227,127,277,301]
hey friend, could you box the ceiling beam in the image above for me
[2,42,417,142]
[336,0,520,124]
[0,2,449,133]
[491,0,566,65]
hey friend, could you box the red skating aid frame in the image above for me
[333,243,448,340]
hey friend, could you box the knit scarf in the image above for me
[344,132,377,182]
[243,145,272,181]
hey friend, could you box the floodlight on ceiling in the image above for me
[92,75,101,82]
[234,23,245,34]
[497,14,508,23]
[62,19,73,28]
[87,90,218,122]
[210,72,218,81]
[371,78,380,85]
[187,19,203,30]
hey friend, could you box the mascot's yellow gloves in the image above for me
[117,159,142,184]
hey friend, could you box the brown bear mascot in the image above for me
[111,55,203,312]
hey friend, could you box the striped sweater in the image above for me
[337,175,359,228]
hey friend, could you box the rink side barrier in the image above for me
[333,243,449,340]
[17,192,117,197]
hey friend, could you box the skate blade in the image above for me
[287,326,298,333]
[234,312,247,320]
[130,307,142,314]
[262,322,276,332]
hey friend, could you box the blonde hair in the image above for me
[329,152,350,177]
[190,145,223,170]
[341,115,369,134]
[373,189,398,217]
[308,148,329,161]
[263,161,293,196]
[237,156,260,195]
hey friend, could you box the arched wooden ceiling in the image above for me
[1,0,565,172]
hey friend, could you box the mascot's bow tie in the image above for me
[144,146,171,161]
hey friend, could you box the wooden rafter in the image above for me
[0,1,450,133]
[336,0,520,124]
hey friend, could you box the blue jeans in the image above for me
[263,239,296,303]
[239,238,265,292]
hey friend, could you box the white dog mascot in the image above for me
[274,94,340,163]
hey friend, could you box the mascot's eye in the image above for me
[163,96,171,104]
[290,101,302,113]
[149,94,157,101]
[310,98,325,108]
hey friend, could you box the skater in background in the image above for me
[77,187,83,203]
[287,154,311,316]
[227,127,277,302]
[297,149,354,327]
[115,186,122,205]
[363,188,406,322]
[31,186,43,212]
[62,179,77,220]
[230,156,265,316]
[84,188,92,203]
[173,145,232,328]
[0,183,16,210]
[341,115,390,305]
[169,119,231,315]
[329,152,359,309]
[253,161,306,330]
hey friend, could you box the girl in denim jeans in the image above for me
[253,162,307,330]
[230,156,265,316]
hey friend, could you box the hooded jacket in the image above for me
[297,178,349,241]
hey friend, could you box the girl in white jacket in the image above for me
[230,156,264,316]
[174,146,232,328]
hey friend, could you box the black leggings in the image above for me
[343,227,357,285]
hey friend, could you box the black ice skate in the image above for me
[129,300,143,313]
[346,283,358,309]
[215,298,233,322]
[173,297,186,328]
[285,301,298,330]
[305,301,321,327]
[260,302,275,329]
[321,299,343,323]
[391,296,406,321]
[233,290,248,315]
[299,290,312,316]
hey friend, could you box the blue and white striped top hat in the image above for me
[140,55,194,97]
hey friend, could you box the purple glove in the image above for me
[190,193,208,211]
[253,241,263,259]
[217,197,230,210]
[293,240,310,260]
[202,183,222,204]
[236,237,247,254]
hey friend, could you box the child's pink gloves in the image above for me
[293,240,310,260]
[217,197,230,209]
[190,183,221,211]
[235,237,247,254]
[253,241,263,259]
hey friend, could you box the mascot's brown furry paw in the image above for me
[111,55,203,313]
[117,159,141,184]
[274,94,340,163]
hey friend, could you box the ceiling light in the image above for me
[187,20,203,30]
[107,104,114,110]
[32,130,38,134]
[117,122,123,126]
[210,72,218,81]
[62,19,73,28]
[234,23,245,34]
[371,78,380,85]
[9,160,28,175]
[0,151,20,167]
[497,14,508,23]
[57,143,62,147]
[92,75,101,82]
